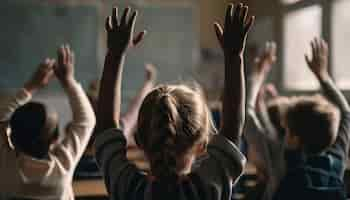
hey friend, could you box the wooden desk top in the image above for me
[73,179,107,197]
[73,163,258,197]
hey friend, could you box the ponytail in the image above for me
[136,85,214,183]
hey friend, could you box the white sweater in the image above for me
[0,81,96,200]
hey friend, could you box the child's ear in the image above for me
[285,131,301,150]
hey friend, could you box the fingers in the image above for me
[265,41,277,58]
[40,58,55,70]
[310,37,328,58]
[305,54,312,66]
[57,44,74,65]
[65,44,71,65]
[128,11,138,28]
[57,45,66,66]
[105,16,112,32]
[233,3,243,22]
[313,38,320,57]
[145,63,157,75]
[70,51,75,65]
[112,7,119,27]
[321,38,328,52]
[310,40,316,58]
[240,6,248,23]
[244,16,255,34]
[225,4,234,28]
[120,7,131,26]
[133,31,147,46]
[214,22,224,48]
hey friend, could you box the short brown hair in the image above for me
[267,96,290,139]
[285,95,340,155]
[10,102,59,159]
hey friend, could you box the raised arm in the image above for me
[305,38,350,113]
[121,63,156,138]
[247,42,276,110]
[246,42,279,141]
[96,7,146,132]
[0,59,55,149]
[214,4,254,144]
[52,45,96,168]
[256,84,279,139]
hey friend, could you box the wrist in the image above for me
[224,52,244,60]
[316,72,331,82]
[59,77,77,88]
[23,82,38,95]
[108,49,126,59]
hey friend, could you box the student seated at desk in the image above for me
[95,4,253,199]
[0,46,96,200]
[273,38,350,200]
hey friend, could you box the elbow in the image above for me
[236,153,247,176]
[90,114,96,130]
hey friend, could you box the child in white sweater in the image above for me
[0,45,95,200]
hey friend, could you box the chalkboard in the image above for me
[0,0,199,120]
[0,0,99,90]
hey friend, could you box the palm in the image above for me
[214,4,254,55]
[54,45,75,84]
[106,7,146,55]
[305,38,329,78]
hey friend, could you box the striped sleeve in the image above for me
[195,134,246,189]
[95,129,147,199]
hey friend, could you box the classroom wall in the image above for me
[0,0,277,128]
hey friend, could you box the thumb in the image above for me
[133,31,147,46]
[305,54,312,67]
[214,22,224,49]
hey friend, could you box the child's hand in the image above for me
[54,44,75,86]
[254,41,277,74]
[305,38,329,79]
[145,63,157,83]
[24,58,55,94]
[264,83,279,98]
[106,7,146,55]
[214,3,254,56]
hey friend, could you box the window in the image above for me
[332,0,350,89]
[281,0,350,91]
[283,5,322,90]
[281,0,303,5]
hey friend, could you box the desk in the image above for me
[73,163,257,197]
[73,180,107,197]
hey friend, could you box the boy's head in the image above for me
[10,102,59,159]
[283,95,340,155]
[135,84,216,180]
[266,96,290,139]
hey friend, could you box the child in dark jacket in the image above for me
[273,38,350,200]
[94,4,254,200]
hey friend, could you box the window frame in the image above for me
[276,0,350,97]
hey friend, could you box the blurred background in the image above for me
[0,0,349,126]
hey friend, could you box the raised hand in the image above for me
[264,83,279,98]
[214,3,255,56]
[305,38,329,79]
[106,7,146,55]
[254,41,277,75]
[145,63,157,83]
[24,58,55,94]
[54,44,75,86]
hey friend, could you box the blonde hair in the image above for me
[135,84,216,180]
[285,95,340,154]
